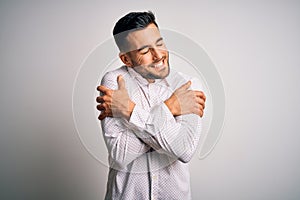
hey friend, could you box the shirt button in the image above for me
[152,175,157,180]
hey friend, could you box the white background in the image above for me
[1,0,300,199]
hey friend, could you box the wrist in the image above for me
[125,101,135,121]
[164,98,177,116]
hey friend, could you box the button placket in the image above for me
[151,171,158,200]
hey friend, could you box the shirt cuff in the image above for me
[128,104,150,130]
[149,103,175,131]
[128,103,175,136]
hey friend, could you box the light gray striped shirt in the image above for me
[101,66,202,200]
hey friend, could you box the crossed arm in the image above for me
[96,74,206,168]
[97,75,205,120]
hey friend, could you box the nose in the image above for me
[150,47,163,60]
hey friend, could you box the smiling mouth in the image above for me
[151,59,165,70]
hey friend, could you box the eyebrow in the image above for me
[137,37,164,52]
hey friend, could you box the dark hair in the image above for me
[113,11,158,52]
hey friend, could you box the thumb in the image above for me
[179,80,191,91]
[117,75,125,90]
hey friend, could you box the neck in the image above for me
[147,78,155,83]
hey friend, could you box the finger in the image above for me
[96,96,104,103]
[96,95,113,104]
[97,102,111,111]
[193,109,203,118]
[98,113,106,120]
[194,90,204,97]
[199,104,204,117]
[98,107,113,120]
[202,92,206,101]
[194,102,204,116]
[97,104,105,111]
[195,106,204,118]
[194,91,206,101]
[196,97,205,109]
[178,81,191,91]
[201,102,205,110]
[98,107,112,120]
[97,85,110,93]
[117,75,126,90]
[200,109,204,118]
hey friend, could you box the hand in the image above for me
[164,81,206,117]
[96,75,135,121]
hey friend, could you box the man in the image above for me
[96,11,206,200]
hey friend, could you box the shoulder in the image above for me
[101,66,128,82]
[168,70,204,91]
[101,66,129,90]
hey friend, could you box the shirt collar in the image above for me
[127,66,170,87]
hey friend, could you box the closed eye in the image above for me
[156,37,164,46]
[140,47,150,54]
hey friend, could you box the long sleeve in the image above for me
[129,103,202,163]
[100,70,151,170]
[128,76,203,163]
[101,67,198,200]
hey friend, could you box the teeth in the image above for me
[154,61,163,68]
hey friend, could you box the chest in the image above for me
[128,82,173,110]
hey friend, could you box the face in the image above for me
[120,23,170,83]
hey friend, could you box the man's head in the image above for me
[113,11,170,83]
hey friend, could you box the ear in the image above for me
[119,53,133,67]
